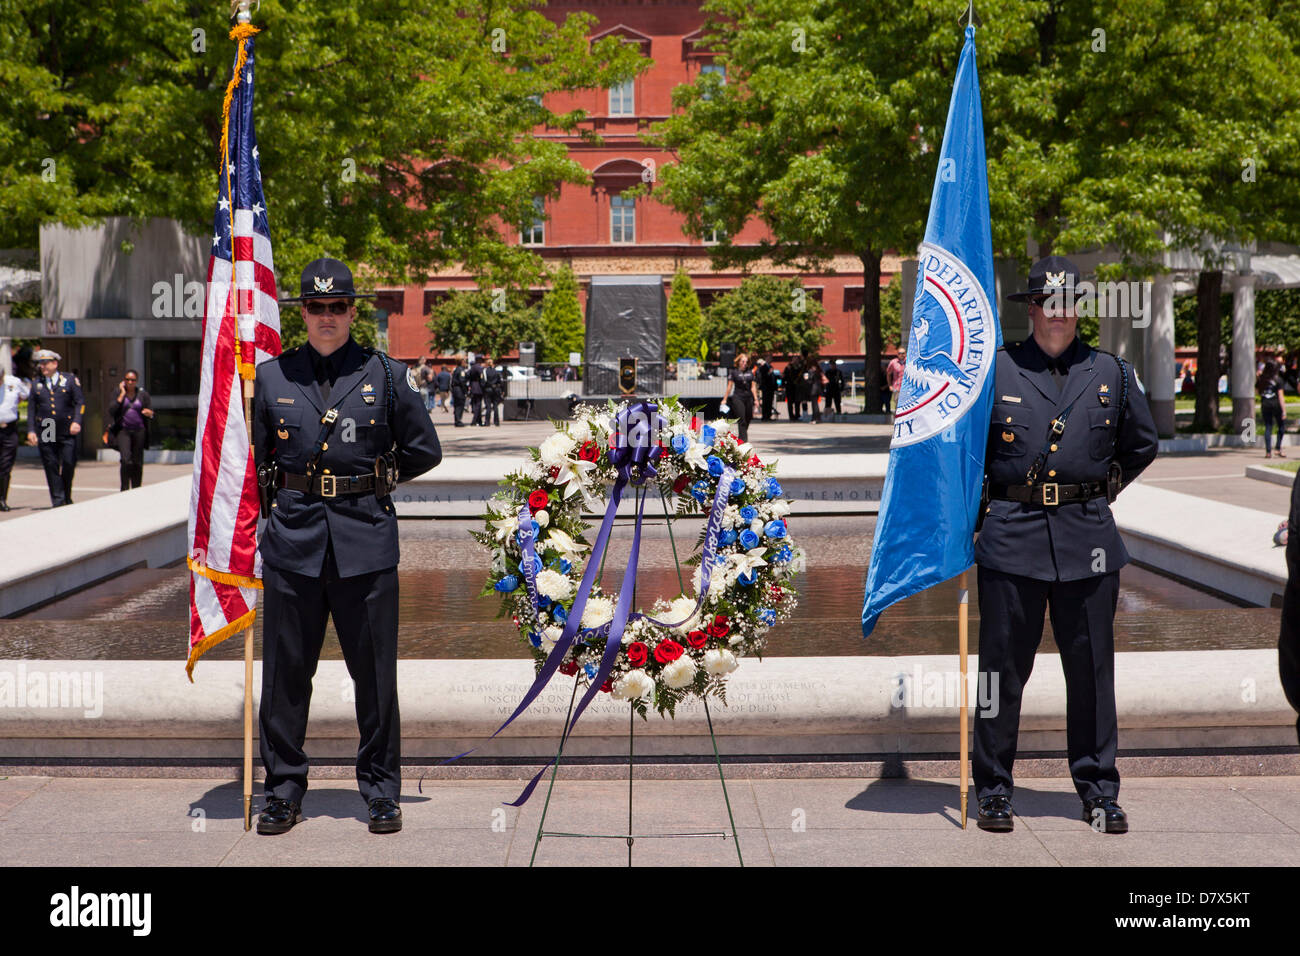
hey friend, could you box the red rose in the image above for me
[672,474,691,494]
[548,466,560,480]
[528,489,549,512]
[686,630,708,649]
[559,660,579,676]
[654,640,684,664]
[690,415,699,431]
[748,455,762,467]
[627,642,649,667]
[600,678,613,694]
[578,440,600,462]
[707,614,730,639]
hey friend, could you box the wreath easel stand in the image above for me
[528,485,745,867]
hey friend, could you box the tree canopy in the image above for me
[703,274,828,358]
[666,270,704,364]
[427,288,542,358]
[538,263,585,363]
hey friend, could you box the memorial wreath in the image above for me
[474,397,802,718]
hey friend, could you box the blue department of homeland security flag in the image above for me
[861,24,1001,638]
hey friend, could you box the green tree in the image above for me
[428,289,542,358]
[646,0,1038,412]
[703,275,828,358]
[538,263,584,363]
[666,270,703,364]
[879,274,902,351]
[1,0,646,292]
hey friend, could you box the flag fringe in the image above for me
[188,557,263,589]
[220,22,260,378]
[186,607,256,682]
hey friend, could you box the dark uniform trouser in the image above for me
[470,393,484,425]
[38,436,77,506]
[760,389,775,420]
[486,390,500,425]
[0,423,17,502]
[452,387,466,424]
[733,393,753,442]
[260,545,400,804]
[974,565,1120,803]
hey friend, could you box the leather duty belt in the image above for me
[990,480,1107,506]
[278,470,377,498]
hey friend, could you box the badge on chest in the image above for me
[362,382,376,405]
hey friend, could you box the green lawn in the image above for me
[1265,460,1300,472]
[1174,397,1300,414]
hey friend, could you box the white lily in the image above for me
[544,527,589,563]
[683,441,711,472]
[491,514,522,542]
[730,547,769,581]
[554,457,598,498]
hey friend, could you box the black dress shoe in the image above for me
[0,502,9,512]
[256,797,302,835]
[368,797,402,834]
[976,794,1014,832]
[1082,796,1128,833]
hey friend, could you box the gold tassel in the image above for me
[219,24,262,381]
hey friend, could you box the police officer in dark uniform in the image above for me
[484,357,503,426]
[974,256,1158,835]
[450,357,468,427]
[25,349,84,507]
[254,257,441,835]
[467,354,486,426]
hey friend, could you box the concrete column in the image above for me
[1230,273,1257,434]
[127,337,146,379]
[1145,272,1176,437]
[0,338,11,377]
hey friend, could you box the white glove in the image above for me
[719,402,730,415]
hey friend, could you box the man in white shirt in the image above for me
[0,365,31,511]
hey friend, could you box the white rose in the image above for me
[666,596,699,635]
[729,631,745,646]
[581,596,615,629]
[611,669,655,701]
[704,648,739,676]
[570,418,592,444]
[535,569,573,602]
[661,655,698,689]
[539,432,578,468]
[541,625,563,653]
[535,509,550,527]
[768,499,791,518]
[750,517,764,535]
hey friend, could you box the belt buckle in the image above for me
[1041,482,1059,506]
[319,475,337,498]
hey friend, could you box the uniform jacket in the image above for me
[467,362,485,397]
[484,365,503,398]
[974,336,1158,582]
[450,366,468,395]
[253,338,442,577]
[27,371,84,440]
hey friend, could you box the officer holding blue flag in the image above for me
[973,257,1158,834]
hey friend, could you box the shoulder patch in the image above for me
[406,367,419,392]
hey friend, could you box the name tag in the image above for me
[276,398,295,405]
[1000,395,1022,403]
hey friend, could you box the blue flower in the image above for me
[773,544,793,564]
[520,554,543,575]
[670,433,690,454]
[707,455,725,477]
[715,553,728,567]
[764,519,788,540]
[528,631,543,648]
[494,575,519,593]
[548,557,572,574]
[719,528,738,546]
[758,608,777,626]
[738,570,756,587]
[740,505,757,523]
[739,529,760,550]
[690,480,710,503]
[584,663,598,680]
[702,425,717,445]
[765,478,783,500]
[553,604,568,624]
[730,477,745,497]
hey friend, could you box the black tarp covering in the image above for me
[583,274,666,396]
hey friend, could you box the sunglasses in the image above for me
[305,300,352,315]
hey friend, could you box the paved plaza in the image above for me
[2,773,1298,866]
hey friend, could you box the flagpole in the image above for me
[958,570,969,829]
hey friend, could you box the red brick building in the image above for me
[380,0,898,363]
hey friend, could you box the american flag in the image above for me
[187,30,281,678]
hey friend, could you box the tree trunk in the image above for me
[859,250,884,414]
[1191,269,1223,432]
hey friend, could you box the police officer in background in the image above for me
[467,353,486,426]
[0,362,31,511]
[450,357,468,427]
[974,256,1158,835]
[254,258,442,835]
[25,349,84,507]
[483,356,503,427]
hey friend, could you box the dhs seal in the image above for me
[893,242,996,447]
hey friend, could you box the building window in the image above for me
[521,197,545,245]
[609,78,634,115]
[610,194,636,243]
[700,63,725,100]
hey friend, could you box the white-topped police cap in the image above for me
[32,349,61,362]
[278,257,377,304]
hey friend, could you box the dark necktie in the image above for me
[312,351,338,405]
[1048,354,1070,393]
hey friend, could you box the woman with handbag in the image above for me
[105,370,153,490]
